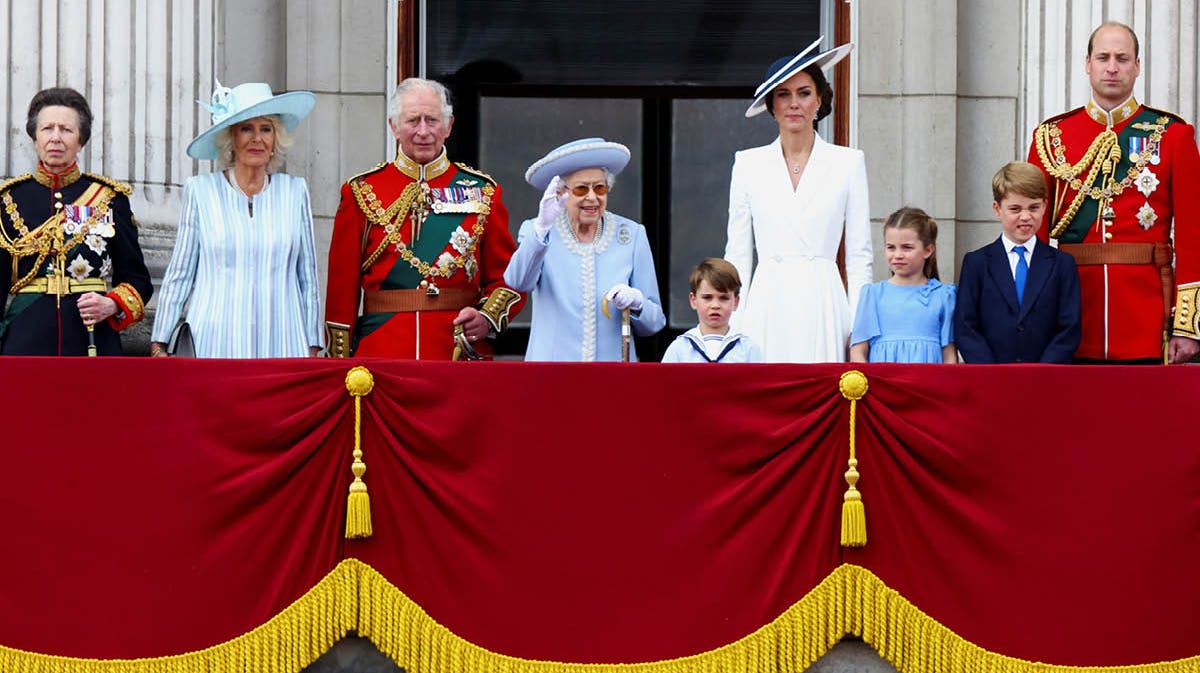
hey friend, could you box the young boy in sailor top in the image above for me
[661,258,763,363]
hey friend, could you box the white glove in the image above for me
[534,176,565,240]
[605,284,644,312]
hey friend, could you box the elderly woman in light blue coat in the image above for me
[503,138,665,361]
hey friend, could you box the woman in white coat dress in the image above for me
[724,38,872,362]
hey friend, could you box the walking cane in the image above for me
[601,293,633,363]
[621,308,631,362]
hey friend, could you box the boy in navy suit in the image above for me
[955,162,1081,363]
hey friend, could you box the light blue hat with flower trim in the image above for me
[525,137,631,190]
[186,81,316,160]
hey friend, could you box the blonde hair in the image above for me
[883,206,940,280]
[213,114,293,171]
[992,161,1047,203]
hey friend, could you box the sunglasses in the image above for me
[567,183,609,197]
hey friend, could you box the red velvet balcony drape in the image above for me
[0,358,1196,670]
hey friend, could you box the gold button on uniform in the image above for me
[54,202,62,210]
[54,191,62,198]
[1104,232,1113,240]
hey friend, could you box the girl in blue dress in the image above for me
[850,207,957,363]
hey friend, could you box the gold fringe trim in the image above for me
[839,370,869,547]
[359,561,1200,673]
[344,366,375,539]
[0,559,359,673]
[838,564,1200,673]
[2,562,1197,673]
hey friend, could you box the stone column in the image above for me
[953,2,1023,271]
[857,0,959,281]
[282,0,398,316]
[0,0,219,351]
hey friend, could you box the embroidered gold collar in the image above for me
[1086,96,1139,128]
[34,162,81,189]
[394,149,450,181]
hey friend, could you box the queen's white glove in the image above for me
[534,176,565,240]
[605,284,644,312]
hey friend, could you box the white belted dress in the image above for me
[724,134,872,362]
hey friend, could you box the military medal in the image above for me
[1128,136,1144,159]
[1137,203,1157,230]
[1135,166,1159,197]
[430,186,485,214]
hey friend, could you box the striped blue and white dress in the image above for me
[151,171,322,358]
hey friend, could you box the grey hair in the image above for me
[388,78,453,128]
[602,168,616,189]
[213,115,293,171]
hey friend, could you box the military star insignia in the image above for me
[1137,202,1158,230]
[1135,167,1160,197]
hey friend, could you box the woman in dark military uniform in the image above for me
[0,87,152,355]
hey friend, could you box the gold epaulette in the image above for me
[1040,106,1084,127]
[84,173,132,196]
[345,163,388,186]
[1142,105,1188,125]
[454,162,498,186]
[0,174,33,194]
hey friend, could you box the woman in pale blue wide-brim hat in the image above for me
[723,37,874,363]
[504,137,666,361]
[151,81,324,358]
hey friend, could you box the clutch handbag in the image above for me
[167,319,195,357]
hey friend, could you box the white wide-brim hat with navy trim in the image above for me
[745,37,854,118]
[525,137,631,190]
[186,81,317,160]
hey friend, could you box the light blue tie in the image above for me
[1014,245,1028,306]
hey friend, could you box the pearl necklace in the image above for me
[227,169,269,217]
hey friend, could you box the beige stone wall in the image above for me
[857,0,959,281]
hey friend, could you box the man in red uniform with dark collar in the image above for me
[325,78,523,359]
[1028,21,1200,363]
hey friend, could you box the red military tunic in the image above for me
[325,150,524,359]
[1028,98,1200,360]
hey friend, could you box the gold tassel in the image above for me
[345,366,375,539]
[839,370,869,548]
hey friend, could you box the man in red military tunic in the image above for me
[325,78,524,359]
[1028,21,1200,363]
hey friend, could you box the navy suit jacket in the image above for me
[954,238,1081,363]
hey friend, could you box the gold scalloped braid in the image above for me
[1,561,1197,673]
[357,561,1200,673]
[0,559,359,673]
